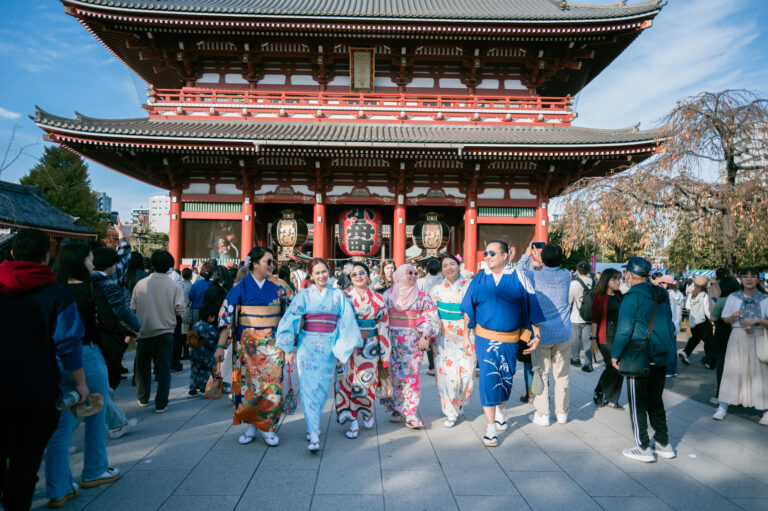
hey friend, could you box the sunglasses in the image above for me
[483,250,497,258]
[263,259,275,266]
[350,271,367,278]
[406,271,419,276]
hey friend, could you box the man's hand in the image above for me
[611,357,620,370]
[522,336,540,355]
[70,368,90,404]
[214,347,226,364]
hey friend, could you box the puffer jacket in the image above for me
[611,282,677,367]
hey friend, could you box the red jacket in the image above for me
[590,293,622,344]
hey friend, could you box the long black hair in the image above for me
[52,242,92,284]
[594,268,622,296]
[246,246,274,271]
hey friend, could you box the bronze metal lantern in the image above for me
[271,210,308,256]
[412,212,449,257]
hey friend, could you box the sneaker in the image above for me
[443,418,457,428]
[81,467,120,488]
[653,441,677,459]
[622,446,656,463]
[261,431,279,447]
[604,402,624,410]
[426,368,436,376]
[678,352,690,365]
[581,364,594,373]
[48,482,78,508]
[528,412,550,426]
[108,418,138,440]
[187,389,199,398]
[760,412,768,426]
[556,413,568,424]
[155,406,168,413]
[712,407,727,420]
[709,397,720,405]
[593,391,604,406]
[570,358,581,367]
[137,400,150,407]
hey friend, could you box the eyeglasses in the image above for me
[263,260,275,266]
[483,250,496,258]
[406,271,419,276]
[350,271,367,278]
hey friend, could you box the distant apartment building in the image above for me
[96,192,112,213]
[149,195,170,233]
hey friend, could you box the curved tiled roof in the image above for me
[34,109,659,148]
[0,181,97,237]
[66,0,664,22]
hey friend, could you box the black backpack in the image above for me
[575,277,594,322]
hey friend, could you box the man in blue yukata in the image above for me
[461,240,545,446]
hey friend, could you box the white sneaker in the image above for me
[556,413,568,424]
[623,446,656,463]
[260,431,279,447]
[653,441,677,459]
[528,412,550,426]
[108,418,138,440]
[712,408,727,421]
[709,397,720,405]
[443,418,457,428]
[760,412,768,426]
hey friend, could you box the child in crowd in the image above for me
[187,301,219,397]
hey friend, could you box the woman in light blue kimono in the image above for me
[276,258,362,451]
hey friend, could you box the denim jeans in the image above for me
[105,388,127,430]
[570,322,593,364]
[45,344,110,499]
[136,333,173,410]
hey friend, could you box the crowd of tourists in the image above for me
[2,226,768,510]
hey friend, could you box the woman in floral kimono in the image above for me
[382,263,441,429]
[276,258,362,451]
[336,262,390,439]
[429,255,475,428]
[214,247,293,447]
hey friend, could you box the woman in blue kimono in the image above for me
[461,241,544,446]
[276,258,362,451]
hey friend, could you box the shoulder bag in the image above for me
[618,289,659,378]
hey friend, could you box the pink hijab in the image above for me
[390,263,420,311]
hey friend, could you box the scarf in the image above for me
[390,263,419,311]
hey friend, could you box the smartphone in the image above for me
[531,242,546,249]
[109,211,119,225]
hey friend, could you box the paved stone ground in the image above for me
[31,351,768,511]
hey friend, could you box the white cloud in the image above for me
[0,107,21,120]
[574,0,763,130]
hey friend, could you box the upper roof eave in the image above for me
[33,107,661,150]
[64,0,665,25]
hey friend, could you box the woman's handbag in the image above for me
[757,328,768,364]
[283,363,297,415]
[618,290,659,378]
[376,361,393,399]
[530,350,545,396]
[204,364,224,399]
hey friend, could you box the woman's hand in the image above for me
[214,347,226,364]
[285,352,296,365]
[417,336,430,351]
[463,336,474,356]
[742,318,760,327]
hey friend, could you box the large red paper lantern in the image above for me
[338,208,383,257]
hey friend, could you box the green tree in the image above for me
[20,146,107,235]
[132,224,169,258]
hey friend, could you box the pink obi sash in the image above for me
[389,310,420,329]
[303,313,338,333]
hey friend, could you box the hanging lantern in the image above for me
[338,208,383,257]
[271,210,308,256]
[413,212,449,256]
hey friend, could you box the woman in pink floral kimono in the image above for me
[381,263,441,429]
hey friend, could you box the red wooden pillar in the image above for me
[463,195,478,274]
[393,195,406,266]
[169,189,182,268]
[534,192,548,242]
[241,192,254,258]
[313,198,326,259]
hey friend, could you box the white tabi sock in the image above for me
[245,424,258,437]
[495,407,505,423]
[486,423,497,438]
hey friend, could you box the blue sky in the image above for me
[1,0,767,217]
